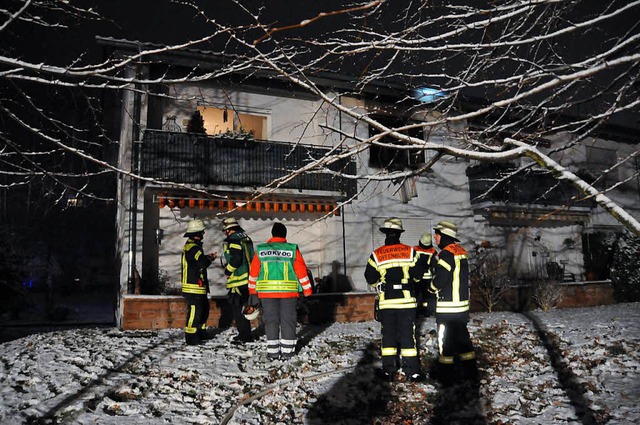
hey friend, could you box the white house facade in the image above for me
[102,38,639,327]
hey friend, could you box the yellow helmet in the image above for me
[419,232,432,246]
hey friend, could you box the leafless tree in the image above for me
[2,0,639,233]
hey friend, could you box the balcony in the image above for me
[139,130,357,196]
[466,163,593,226]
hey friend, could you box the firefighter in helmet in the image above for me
[414,231,438,317]
[181,219,217,345]
[365,217,427,382]
[431,220,479,386]
[221,217,256,344]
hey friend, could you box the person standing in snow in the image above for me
[248,223,313,359]
[430,220,479,386]
[413,231,438,317]
[181,219,217,346]
[364,218,426,382]
[220,217,256,344]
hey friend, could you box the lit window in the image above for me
[198,106,267,139]
[66,196,84,208]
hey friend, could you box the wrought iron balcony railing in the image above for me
[140,130,357,196]
[466,163,593,208]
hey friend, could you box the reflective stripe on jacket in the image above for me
[181,239,212,295]
[432,243,470,316]
[248,237,312,298]
[223,231,254,289]
[365,243,418,310]
[414,246,436,282]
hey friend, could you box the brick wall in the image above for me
[474,281,615,312]
[120,281,614,330]
[121,292,378,330]
[555,281,615,308]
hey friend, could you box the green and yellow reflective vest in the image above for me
[253,241,302,297]
[223,231,254,290]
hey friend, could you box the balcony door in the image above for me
[198,105,268,139]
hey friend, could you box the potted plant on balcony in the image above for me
[186,110,208,144]
[222,128,254,141]
[217,127,256,149]
[238,127,254,140]
[186,110,207,134]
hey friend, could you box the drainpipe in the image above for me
[341,206,347,276]
[127,81,142,294]
[338,95,348,276]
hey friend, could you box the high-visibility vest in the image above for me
[223,231,254,289]
[181,240,209,295]
[433,243,470,315]
[254,242,301,294]
[368,243,417,309]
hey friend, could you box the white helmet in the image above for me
[243,305,260,321]
[184,219,205,236]
[222,217,240,231]
[379,217,404,233]
[434,220,459,241]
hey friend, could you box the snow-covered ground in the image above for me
[0,303,638,424]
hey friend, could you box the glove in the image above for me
[248,293,260,307]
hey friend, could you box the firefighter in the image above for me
[181,219,217,346]
[248,223,313,360]
[414,231,437,317]
[221,217,256,344]
[431,220,479,386]
[365,218,426,382]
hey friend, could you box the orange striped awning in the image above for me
[157,194,340,216]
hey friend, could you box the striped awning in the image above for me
[157,194,340,215]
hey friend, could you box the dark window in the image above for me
[585,146,618,189]
[368,115,426,170]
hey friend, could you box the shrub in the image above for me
[157,269,170,294]
[610,231,640,302]
[470,248,511,312]
[531,278,563,311]
[156,269,181,295]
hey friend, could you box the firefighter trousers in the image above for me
[184,293,210,345]
[380,308,419,376]
[228,285,252,341]
[435,317,478,385]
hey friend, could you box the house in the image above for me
[100,38,636,329]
